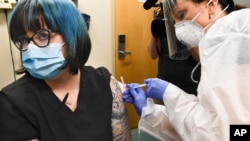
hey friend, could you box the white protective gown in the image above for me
[139,9,250,141]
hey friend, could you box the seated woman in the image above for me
[0,0,131,140]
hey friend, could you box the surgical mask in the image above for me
[174,20,204,49]
[22,43,66,80]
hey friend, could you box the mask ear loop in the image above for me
[191,61,200,83]
[191,10,203,22]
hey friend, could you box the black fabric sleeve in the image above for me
[0,92,39,141]
[96,67,111,82]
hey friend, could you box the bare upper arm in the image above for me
[109,76,131,141]
[148,36,160,59]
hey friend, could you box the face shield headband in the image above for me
[162,0,190,60]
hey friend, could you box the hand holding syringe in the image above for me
[121,78,148,116]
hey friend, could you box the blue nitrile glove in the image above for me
[122,83,147,116]
[144,78,168,101]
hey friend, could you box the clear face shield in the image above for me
[162,0,190,60]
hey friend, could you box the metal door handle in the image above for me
[118,34,131,59]
[119,51,131,55]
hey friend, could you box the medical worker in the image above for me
[123,0,250,140]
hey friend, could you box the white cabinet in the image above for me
[0,10,14,88]
[0,9,22,89]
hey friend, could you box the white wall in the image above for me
[78,0,115,73]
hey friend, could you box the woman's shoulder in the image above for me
[231,8,250,15]
[2,74,34,93]
[82,66,111,75]
[1,74,41,105]
[81,66,111,82]
[227,8,250,21]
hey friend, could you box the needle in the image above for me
[120,76,146,89]
[134,84,147,89]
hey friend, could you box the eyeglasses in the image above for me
[13,29,51,51]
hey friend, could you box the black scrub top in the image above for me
[157,38,201,95]
[0,66,113,141]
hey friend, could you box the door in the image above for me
[114,0,158,129]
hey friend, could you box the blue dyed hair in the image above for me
[8,0,91,74]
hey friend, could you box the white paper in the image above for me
[138,0,146,3]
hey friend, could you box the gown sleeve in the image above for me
[139,84,214,141]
